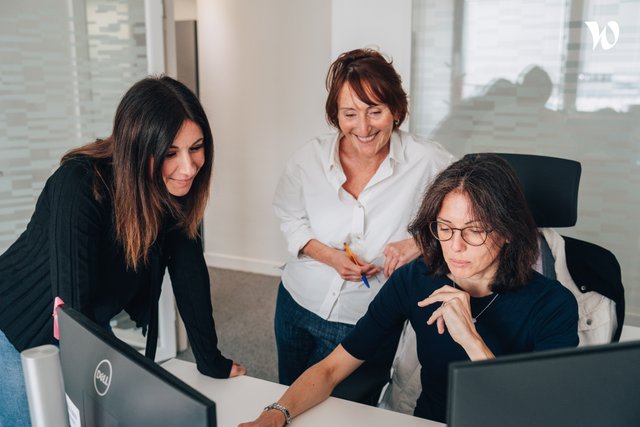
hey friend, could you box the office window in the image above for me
[0,0,147,252]
[0,0,178,358]
[576,1,640,111]
[411,0,640,325]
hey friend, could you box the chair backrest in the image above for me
[492,153,581,227]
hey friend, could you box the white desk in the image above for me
[162,359,443,427]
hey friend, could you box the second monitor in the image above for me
[447,339,640,427]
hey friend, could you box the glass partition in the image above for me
[411,0,640,324]
[0,0,147,251]
[0,0,178,358]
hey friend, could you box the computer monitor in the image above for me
[58,306,216,427]
[447,340,640,427]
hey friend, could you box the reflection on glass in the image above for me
[411,0,640,324]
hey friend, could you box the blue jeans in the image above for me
[0,330,32,427]
[274,283,354,385]
[274,283,402,405]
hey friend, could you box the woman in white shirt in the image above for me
[272,48,454,401]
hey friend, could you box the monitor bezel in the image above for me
[58,305,216,426]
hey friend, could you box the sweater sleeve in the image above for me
[342,264,413,360]
[167,230,233,378]
[531,281,580,351]
[48,160,105,318]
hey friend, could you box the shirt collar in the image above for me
[388,130,406,164]
[326,132,342,172]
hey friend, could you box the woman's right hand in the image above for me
[329,250,380,282]
[301,239,380,282]
[238,344,362,427]
[238,409,286,427]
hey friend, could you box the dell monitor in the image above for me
[447,340,640,427]
[58,306,216,426]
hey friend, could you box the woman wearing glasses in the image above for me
[241,154,578,426]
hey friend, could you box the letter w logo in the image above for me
[584,21,620,50]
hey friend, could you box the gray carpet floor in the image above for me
[176,267,281,382]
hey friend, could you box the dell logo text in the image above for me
[94,359,113,396]
[584,21,620,50]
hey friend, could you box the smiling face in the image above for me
[437,190,506,287]
[161,119,205,197]
[336,83,396,159]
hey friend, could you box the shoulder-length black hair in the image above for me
[62,76,213,269]
[325,48,408,130]
[409,154,539,292]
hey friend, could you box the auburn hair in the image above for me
[325,48,408,130]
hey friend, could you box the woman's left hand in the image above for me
[383,238,421,277]
[418,285,476,341]
[417,285,494,360]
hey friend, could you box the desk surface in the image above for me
[162,359,443,427]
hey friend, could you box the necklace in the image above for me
[452,281,499,323]
[471,293,499,323]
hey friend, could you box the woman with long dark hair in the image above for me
[0,76,245,426]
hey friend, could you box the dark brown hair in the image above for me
[409,154,539,292]
[325,48,408,129]
[62,76,213,269]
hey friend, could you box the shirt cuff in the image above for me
[195,352,234,378]
[286,228,315,258]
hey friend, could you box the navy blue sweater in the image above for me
[342,258,578,422]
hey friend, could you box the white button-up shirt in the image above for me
[273,130,454,324]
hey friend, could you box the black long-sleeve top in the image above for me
[0,157,232,378]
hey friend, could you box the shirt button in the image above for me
[580,285,587,292]
[586,318,593,326]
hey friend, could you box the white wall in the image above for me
[621,325,640,342]
[331,0,413,124]
[196,0,412,275]
[196,0,331,275]
[174,0,196,21]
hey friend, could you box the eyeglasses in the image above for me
[429,221,491,246]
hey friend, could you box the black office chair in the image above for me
[491,153,581,227]
[487,152,625,341]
